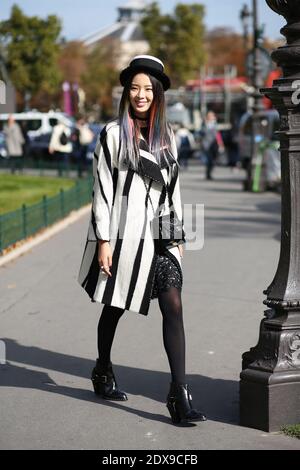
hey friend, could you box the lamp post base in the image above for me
[240,370,300,432]
[240,309,300,431]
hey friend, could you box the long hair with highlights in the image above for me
[118,74,178,171]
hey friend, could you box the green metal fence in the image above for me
[0,176,93,253]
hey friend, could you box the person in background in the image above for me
[49,120,72,176]
[201,111,224,180]
[72,117,94,177]
[175,123,195,170]
[222,122,240,172]
[3,115,25,174]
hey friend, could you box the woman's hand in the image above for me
[178,244,184,258]
[98,241,112,277]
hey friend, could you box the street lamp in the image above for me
[251,0,265,112]
[240,4,251,52]
[240,0,300,432]
[243,0,267,192]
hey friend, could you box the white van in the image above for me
[0,110,74,158]
[0,110,74,139]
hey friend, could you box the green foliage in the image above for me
[0,4,62,97]
[281,424,300,439]
[141,2,171,64]
[141,2,206,86]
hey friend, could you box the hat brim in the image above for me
[120,65,171,91]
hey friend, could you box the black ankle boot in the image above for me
[91,359,128,401]
[166,382,207,424]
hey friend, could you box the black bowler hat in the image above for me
[120,55,171,91]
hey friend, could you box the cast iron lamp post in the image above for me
[240,0,300,432]
[248,0,266,191]
[240,4,251,52]
[240,1,267,191]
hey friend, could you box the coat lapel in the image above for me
[123,137,175,186]
[139,150,166,186]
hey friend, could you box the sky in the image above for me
[0,0,285,41]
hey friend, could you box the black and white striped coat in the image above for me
[77,120,185,315]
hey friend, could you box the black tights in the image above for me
[97,287,186,384]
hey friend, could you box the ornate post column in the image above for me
[240,0,300,432]
[248,0,266,192]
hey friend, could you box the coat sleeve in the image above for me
[169,131,186,245]
[91,127,117,241]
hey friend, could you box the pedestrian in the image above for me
[222,122,240,172]
[3,115,25,174]
[78,55,206,424]
[175,123,195,169]
[48,120,72,176]
[72,116,93,177]
[201,111,224,180]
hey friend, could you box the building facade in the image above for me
[81,0,149,70]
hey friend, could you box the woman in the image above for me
[78,55,206,424]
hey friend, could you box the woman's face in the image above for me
[129,73,154,118]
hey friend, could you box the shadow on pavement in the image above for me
[203,200,281,240]
[0,338,239,427]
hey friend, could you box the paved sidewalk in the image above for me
[0,164,299,450]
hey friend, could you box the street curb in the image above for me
[0,204,91,268]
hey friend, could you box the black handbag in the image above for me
[59,130,69,145]
[142,175,184,252]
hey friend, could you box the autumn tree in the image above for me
[205,28,245,76]
[82,39,120,119]
[58,41,86,85]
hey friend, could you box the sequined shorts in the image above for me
[151,251,183,299]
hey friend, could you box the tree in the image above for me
[205,28,245,76]
[82,39,120,119]
[140,2,171,64]
[141,2,206,86]
[58,41,86,85]
[170,4,206,84]
[205,28,282,78]
[0,5,62,108]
